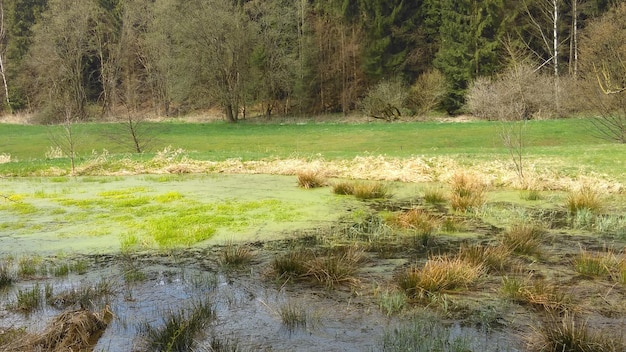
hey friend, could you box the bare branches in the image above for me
[593,62,626,95]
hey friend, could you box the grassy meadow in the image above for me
[0,117,623,181]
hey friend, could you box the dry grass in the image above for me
[573,249,616,277]
[398,256,484,299]
[566,185,603,214]
[500,276,569,311]
[390,208,438,236]
[526,311,624,352]
[449,172,487,212]
[9,306,114,352]
[331,181,354,195]
[458,243,511,272]
[423,186,447,204]
[296,170,326,189]
[501,223,545,256]
[219,242,254,268]
[351,182,389,199]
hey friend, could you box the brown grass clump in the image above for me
[296,170,326,189]
[501,223,545,256]
[449,172,487,212]
[458,243,511,272]
[332,181,355,195]
[526,311,624,352]
[398,256,484,299]
[391,208,438,236]
[351,182,389,199]
[572,249,616,277]
[219,242,254,268]
[500,276,569,311]
[11,306,113,352]
[566,185,603,214]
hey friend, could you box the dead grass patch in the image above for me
[500,276,569,311]
[398,256,484,299]
[296,170,326,189]
[566,185,603,214]
[501,223,545,256]
[390,208,438,236]
[449,172,487,212]
[458,243,511,272]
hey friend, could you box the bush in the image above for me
[467,64,561,121]
[297,171,326,189]
[360,79,409,121]
[409,69,447,115]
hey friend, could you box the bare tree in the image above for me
[105,106,159,153]
[48,105,81,173]
[578,2,626,143]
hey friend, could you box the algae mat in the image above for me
[0,174,361,255]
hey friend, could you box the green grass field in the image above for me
[0,118,624,181]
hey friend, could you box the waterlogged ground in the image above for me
[0,174,364,254]
[1,173,625,351]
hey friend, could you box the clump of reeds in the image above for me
[423,186,447,204]
[219,242,254,268]
[572,249,615,277]
[351,182,389,199]
[501,222,545,256]
[397,255,483,299]
[391,208,438,236]
[526,311,624,352]
[458,243,511,273]
[270,246,364,288]
[566,185,603,214]
[332,181,355,195]
[297,170,326,189]
[0,261,15,289]
[140,299,214,352]
[449,172,487,212]
[500,275,569,311]
[279,302,309,332]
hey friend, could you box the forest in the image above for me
[0,0,624,125]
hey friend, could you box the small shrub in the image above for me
[526,311,624,352]
[409,69,447,115]
[501,223,544,256]
[361,79,409,121]
[296,171,326,189]
[449,173,487,212]
[566,185,603,214]
[398,256,483,299]
[458,243,511,272]
[332,181,354,195]
[351,182,389,199]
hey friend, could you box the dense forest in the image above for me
[0,0,624,123]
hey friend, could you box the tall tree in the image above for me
[28,0,100,121]
[434,0,507,113]
[162,0,256,122]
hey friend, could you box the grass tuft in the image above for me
[332,181,355,195]
[572,249,615,277]
[296,170,326,189]
[391,208,438,236]
[501,223,544,256]
[526,311,624,352]
[278,302,309,332]
[351,182,389,199]
[566,185,603,214]
[423,186,447,204]
[219,242,254,268]
[500,276,569,311]
[449,172,487,212]
[398,256,483,299]
[0,261,15,290]
[458,243,511,272]
[140,299,214,352]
